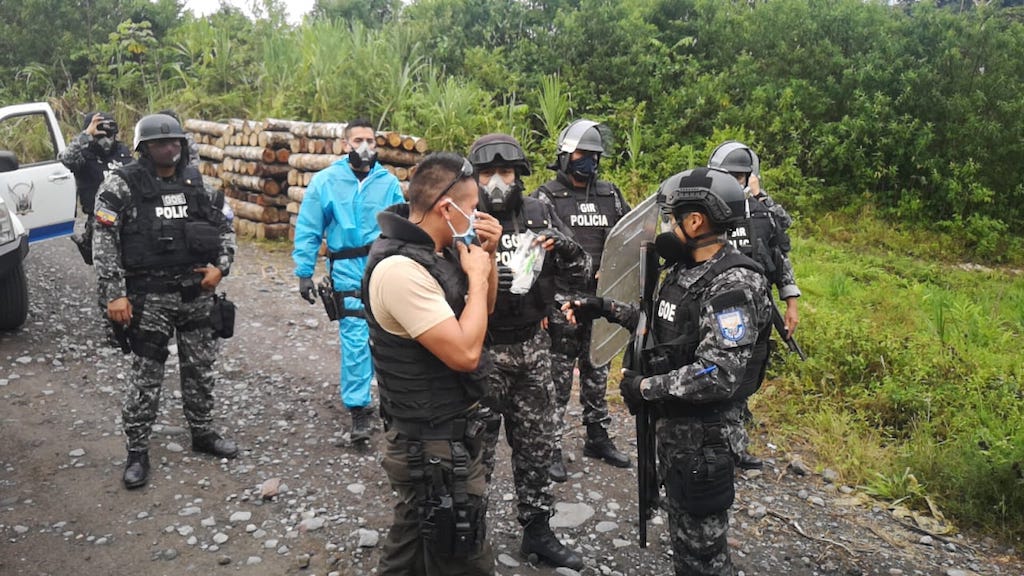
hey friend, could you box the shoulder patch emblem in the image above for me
[716,309,746,342]
[95,208,118,227]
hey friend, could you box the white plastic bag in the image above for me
[508,229,546,295]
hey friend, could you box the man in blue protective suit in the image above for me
[292,119,404,443]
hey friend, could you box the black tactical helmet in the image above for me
[708,141,759,176]
[556,119,605,155]
[469,133,531,175]
[657,167,746,231]
[133,113,187,152]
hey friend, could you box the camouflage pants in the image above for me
[548,314,611,444]
[122,291,219,451]
[656,408,745,576]
[480,328,557,525]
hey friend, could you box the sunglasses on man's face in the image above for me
[427,157,475,212]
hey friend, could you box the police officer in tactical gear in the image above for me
[533,119,631,479]
[362,152,502,575]
[470,134,587,570]
[565,167,773,576]
[708,140,801,469]
[93,113,238,489]
[59,111,133,265]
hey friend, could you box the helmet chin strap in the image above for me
[680,224,724,249]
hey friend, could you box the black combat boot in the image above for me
[350,406,372,442]
[548,448,568,483]
[582,423,631,468]
[520,515,584,570]
[123,450,150,489]
[736,450,764,470]
[191,431,239,459]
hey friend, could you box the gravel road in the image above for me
[1,238,1020,576]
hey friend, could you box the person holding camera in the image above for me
[93,113,238,490]
[291,119,404,444]
[59,111,133,265]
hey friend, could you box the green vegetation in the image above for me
[1,0,1022,543]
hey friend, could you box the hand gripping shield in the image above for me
[590,192,661,366]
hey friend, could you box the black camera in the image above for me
[98,120,118,136]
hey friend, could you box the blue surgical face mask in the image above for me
[446,199,478,247]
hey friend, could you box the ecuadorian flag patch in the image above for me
[95,208,118,226]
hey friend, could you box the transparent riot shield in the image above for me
[589,193,660,366]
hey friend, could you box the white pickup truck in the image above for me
[0,102,77,330]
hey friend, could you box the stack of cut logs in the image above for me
[183,117,428,241]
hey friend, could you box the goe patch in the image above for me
[710,289,755,347]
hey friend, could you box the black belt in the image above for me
[487,323,539,345]
[389,417,469,441]
[126,274,201,296]
[655,399,734,419]
[329,243,372,261]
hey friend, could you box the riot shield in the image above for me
[590,193,660,366]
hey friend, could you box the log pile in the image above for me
[184,118,428,241]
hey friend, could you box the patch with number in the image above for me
[715,309,747,343]
[95,208,118,227]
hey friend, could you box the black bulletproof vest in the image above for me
[362,207,484,423]
[648,250,770,401]
[76,143,133,214]
[536,175,623,271]
[116,163,220,273]
[490,197,555,332]
[728,198,781,285]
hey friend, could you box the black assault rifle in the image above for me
[769,300,807,361]
[629,241,661,548]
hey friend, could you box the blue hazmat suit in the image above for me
[292,158,404,409]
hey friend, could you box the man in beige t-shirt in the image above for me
[362,153,502,576]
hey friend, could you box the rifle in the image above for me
[769,299,807,361]
[631,241,661,548]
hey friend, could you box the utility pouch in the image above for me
[210,293,237,338]
[668,429,735,517]
[185,221,220,257]
[317,276,341,321]
[546,320,580,356]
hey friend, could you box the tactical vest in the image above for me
[116,163,221,273]
[535,176,623,270]
[490,197,555,335]
[728,198,783,286]
[648,250,771,403]
[362,208,485,424]
[76,143,133,214]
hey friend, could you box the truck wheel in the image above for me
[0,259,29,330]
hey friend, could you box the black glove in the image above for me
[299,277,317,304]
[569,296,610,323]
[542,228,582,260]
[497,265,514,293]
[619,370,645,415]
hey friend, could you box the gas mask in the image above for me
[482,173,516,212]
[97,137,115,153]
[348,141,377,171]
[567,154,598,181]
[446,199,478,247]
